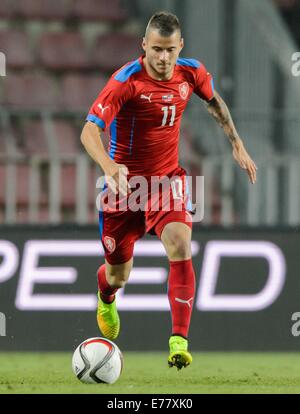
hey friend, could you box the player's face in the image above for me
[142,29,184,80]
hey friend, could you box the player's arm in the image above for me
[206,90,257,184]
[80,121,130,196]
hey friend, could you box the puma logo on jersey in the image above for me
[140,93,152,103]
[175,297,194,308]
[97,103,110,114]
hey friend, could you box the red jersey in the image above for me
[87,55,214,177]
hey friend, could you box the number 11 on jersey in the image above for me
[161,105,176,127]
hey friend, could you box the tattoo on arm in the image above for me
[206,92,240,146]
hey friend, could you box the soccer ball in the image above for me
[72,337,123,384]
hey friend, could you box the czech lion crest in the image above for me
[104,236,116,253]
[179,82,189,100]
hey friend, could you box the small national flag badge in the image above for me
[162,94,173,102]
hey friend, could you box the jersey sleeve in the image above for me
[86,76,133,131]
[193,63,215,102]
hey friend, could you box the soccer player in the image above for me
[81,11,257,370]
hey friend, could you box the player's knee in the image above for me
[170,242,191,259]
[164,232,191,259]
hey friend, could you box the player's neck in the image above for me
[142,57,174,81]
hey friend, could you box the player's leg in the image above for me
[146,166,194,368]
[97,207,145,340]
[160,221,195,369]
[97,258,133,340]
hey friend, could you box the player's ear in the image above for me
[180,37,184,50]
[142,37,146,52]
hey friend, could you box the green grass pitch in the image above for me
[0,352,300,394]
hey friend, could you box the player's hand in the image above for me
[104,161,131,196]
[232,140,257,184]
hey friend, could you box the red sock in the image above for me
[97,264,118,304]
[168,259,196,338]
